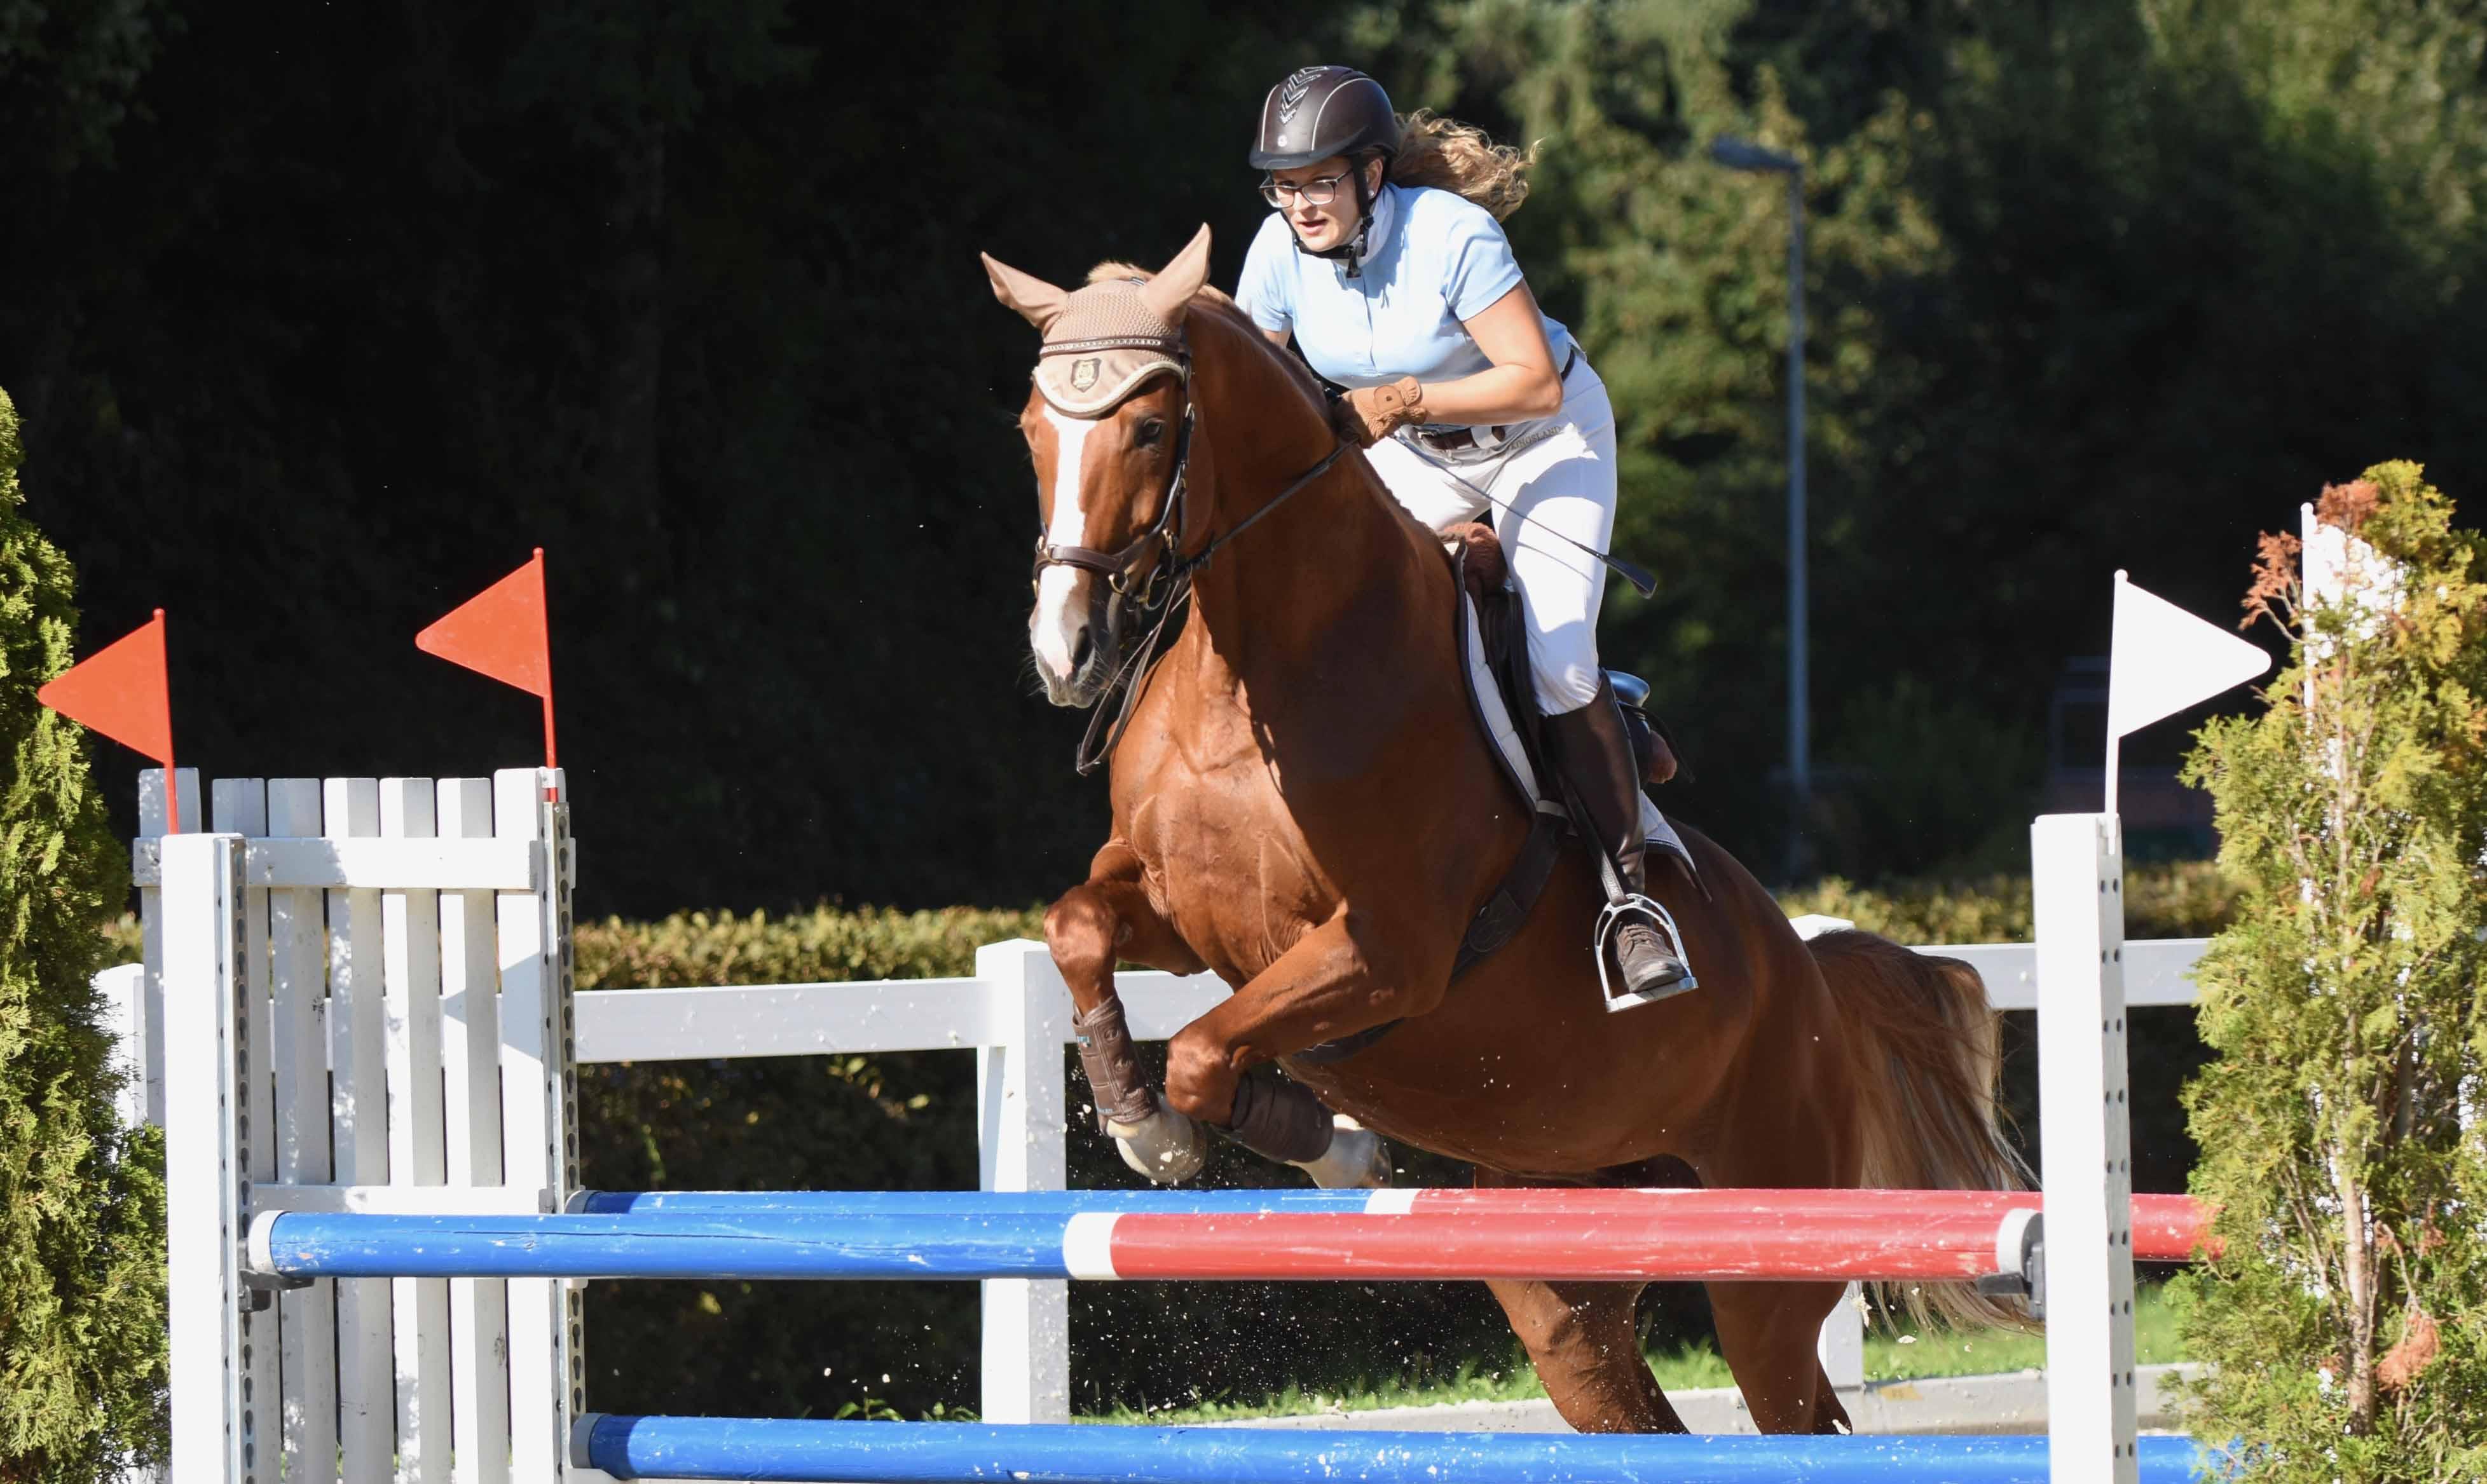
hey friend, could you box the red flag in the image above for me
[41,609,174,760]
[417,548,558,766]
[40,609,181,831]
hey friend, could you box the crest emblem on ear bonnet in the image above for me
[980,226,1215,416]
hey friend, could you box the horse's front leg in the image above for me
[1162,908,1437,1187]
[1045,843,1217,1183]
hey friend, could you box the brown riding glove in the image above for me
[1329,376,1427,448]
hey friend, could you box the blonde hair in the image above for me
[1387,110,1538,221]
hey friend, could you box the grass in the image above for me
[1086,1284,2188,1424]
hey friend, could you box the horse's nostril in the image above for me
[1071,629,1095,672]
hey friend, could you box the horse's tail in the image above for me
[1806,928,2036,1334]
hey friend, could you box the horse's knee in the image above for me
[1043,888,1121,978]
[1161,1025,1240,1124]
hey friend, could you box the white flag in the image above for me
[2102,571,2270,816]
[2107,571,2271,740]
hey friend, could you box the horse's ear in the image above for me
[1140,225,1213,323]
[982,252,1067,332]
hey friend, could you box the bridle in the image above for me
[1029,376,1198,613]
[1029,324,1350,774]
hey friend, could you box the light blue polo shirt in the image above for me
[1235,182,1572,390]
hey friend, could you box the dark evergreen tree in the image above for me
[0,385,168,1476]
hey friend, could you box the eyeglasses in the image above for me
[1260,170,1355,209]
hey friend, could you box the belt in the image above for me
[1412,346,1580,453]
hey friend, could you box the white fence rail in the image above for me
[123,769,2204,1480]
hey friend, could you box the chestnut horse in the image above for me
[983,227,2024,1435]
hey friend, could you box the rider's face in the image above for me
[1268,156,1380,254]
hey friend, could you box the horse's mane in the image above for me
[1087,261,1327,409]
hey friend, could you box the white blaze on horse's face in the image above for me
[1031,405,1099,698]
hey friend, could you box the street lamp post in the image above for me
[1708,137,1809,879]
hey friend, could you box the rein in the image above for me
[1025,311,1348,775]
[1067,431,1350,776]
[1031,360,1347,773]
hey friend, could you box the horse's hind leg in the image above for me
[1705,1281,1854,1434]
[1696,1011,1862,1433]
[1485,1277,1685,1434]
[1045,843,1212,1182]
[1474,1168,1684,1434]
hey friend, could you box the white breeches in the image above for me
[1364,364,1620,715]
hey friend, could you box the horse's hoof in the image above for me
[1292,1115,1392,1189]
[1108,1106,1207,1185]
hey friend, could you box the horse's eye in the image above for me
[1136,418,1166,449]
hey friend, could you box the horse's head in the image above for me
[983,227,1212,709]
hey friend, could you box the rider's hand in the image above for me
[1329,376,1427,447]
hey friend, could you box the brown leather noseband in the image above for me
[1029,350,1196,614]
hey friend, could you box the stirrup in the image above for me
[1593,893,1698,1012]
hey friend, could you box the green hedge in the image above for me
[1780,859,2239,943]
[575,904,1046,990]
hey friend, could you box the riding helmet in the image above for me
[1249,65,1399,170]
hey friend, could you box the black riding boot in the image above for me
[1543,676,1696,1009]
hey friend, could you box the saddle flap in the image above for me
[1446,523,1678,789]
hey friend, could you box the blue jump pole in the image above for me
[575,1417,2217,1483]
[254,1210,1086,1281]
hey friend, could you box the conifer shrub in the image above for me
[0,386,168,1475]
[2177,464,2487,1474]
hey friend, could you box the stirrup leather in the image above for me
[1593,893,1698,1013]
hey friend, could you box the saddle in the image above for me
[1293,525,1694,1065]
[1444,522,1699,974]
[1446,524,1680,791]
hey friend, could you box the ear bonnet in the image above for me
[1028,281,1187,416]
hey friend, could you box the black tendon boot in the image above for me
[1543,676,1697,1009]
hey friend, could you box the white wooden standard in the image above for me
[974,940,1075,1424]
[140,770,578,1484]
[161,832,263,1482]
[208,780,284,1476]
[2035,813,2139,1484]
[489,769,593,1481]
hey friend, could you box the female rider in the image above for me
[1235,65,1692,1005]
